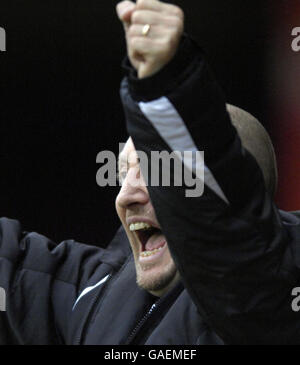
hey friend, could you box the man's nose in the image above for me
[116,170,150,209]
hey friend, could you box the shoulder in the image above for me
[0,217,131,283]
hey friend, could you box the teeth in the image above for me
[129,222,151,231]
[140,246,163,257]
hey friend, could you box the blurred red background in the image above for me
[270,1,300,211]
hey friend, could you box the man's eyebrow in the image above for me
[117,153,129,183]
[118,150,139,171]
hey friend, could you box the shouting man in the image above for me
[0,0,299,345]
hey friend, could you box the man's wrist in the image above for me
[122,34,204,102]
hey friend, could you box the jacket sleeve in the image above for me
[0,217,113,344]
[120,35,300,345]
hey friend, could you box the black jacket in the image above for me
[0,35,299,345]
[0,220,223,345]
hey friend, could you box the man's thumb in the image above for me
[116,1,136,25]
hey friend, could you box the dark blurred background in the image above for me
[0,0,299,246]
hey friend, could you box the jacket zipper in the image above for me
[125,282,184,345]
[74,273,112,345]
[124,298,163,345]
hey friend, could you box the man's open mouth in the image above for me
[129,222,166,258]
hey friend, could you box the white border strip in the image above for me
[138,97,229,204]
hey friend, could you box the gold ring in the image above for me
[142,24,151,36]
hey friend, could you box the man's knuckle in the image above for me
[136,0,148,9]
[130,37,137,46]
[130,37,142,48]
[172,5,184,20]
[132,10,141,23]
[128,25,136,37]
[172,17,183,30]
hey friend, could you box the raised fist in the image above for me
[116,0,184,78]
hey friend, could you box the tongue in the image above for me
[145,232,166,251]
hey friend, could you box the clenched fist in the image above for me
[116,0,184,79]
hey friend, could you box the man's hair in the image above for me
[226,104,278,197]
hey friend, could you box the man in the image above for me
[0,0,298,345]
[117,0,300,345]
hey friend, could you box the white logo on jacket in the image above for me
[72,275,110,311]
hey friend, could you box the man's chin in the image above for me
[136,262,178,296]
